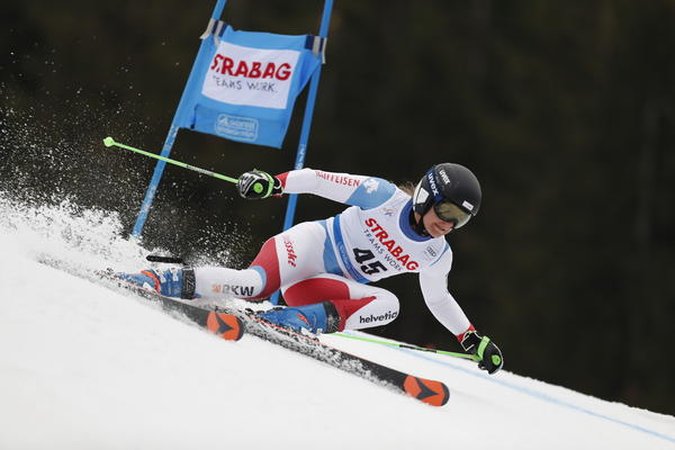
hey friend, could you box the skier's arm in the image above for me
[237,168,396,209]
[278,168,397,208]
[419,249,504,374]
[418,249,472,336]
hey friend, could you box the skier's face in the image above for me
[423,208,455,237]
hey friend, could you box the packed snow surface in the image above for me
[1,196,674,449]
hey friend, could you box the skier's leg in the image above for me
[115,259,266,300]
[119,220,330,300]
[194,221,329,301]
[191,237,277,301]
[260,274,400,333]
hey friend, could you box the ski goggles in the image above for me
[433,201,472,228]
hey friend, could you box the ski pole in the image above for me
[334,332,480,361]
[146,255,185,265]
[102,136,239,184]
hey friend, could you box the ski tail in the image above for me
[403,376,450,407]
[351,354,450,406]
[92,267,246,342]
[243,313,451,406]
[206,311,246,341]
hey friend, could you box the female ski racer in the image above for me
[121,163,504,374]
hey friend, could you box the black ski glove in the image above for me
[461,330,504,374]
[237,170,283,199]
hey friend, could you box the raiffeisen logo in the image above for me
[210,54,292,81]
[315,170,362,187]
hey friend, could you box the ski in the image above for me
[234,309,450,407]
[37,257,245,342]
[129,284,449,407]
[113,276,450,406]
[133,286,245,342]
[38,258,449,406]
[100,270,246,342]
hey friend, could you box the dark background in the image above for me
[2,0,674,414]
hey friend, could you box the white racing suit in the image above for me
[194,168,474,337]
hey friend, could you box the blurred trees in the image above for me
[2,0,674,414]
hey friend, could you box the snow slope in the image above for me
[1,196,674,450]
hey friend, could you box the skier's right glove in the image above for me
[237,170,283,199]
[460,330,504,374]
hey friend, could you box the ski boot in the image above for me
[115,267,195,299]
[258,301,340,335]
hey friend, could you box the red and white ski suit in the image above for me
[194,168,474,337]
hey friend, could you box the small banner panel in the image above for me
[175,24,324,148]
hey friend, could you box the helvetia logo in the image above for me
[359,310,398,324]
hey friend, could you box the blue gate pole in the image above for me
[281,0,334,231]
[131,0,228,238]
[271,0,334,304]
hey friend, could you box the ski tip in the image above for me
[403,376,450,407]
[206,312,245,341]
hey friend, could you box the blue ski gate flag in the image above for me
[131,0,334,249]
[175,22,325,148]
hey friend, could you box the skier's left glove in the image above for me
[237,170,283,199]
[461,330,504,374]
